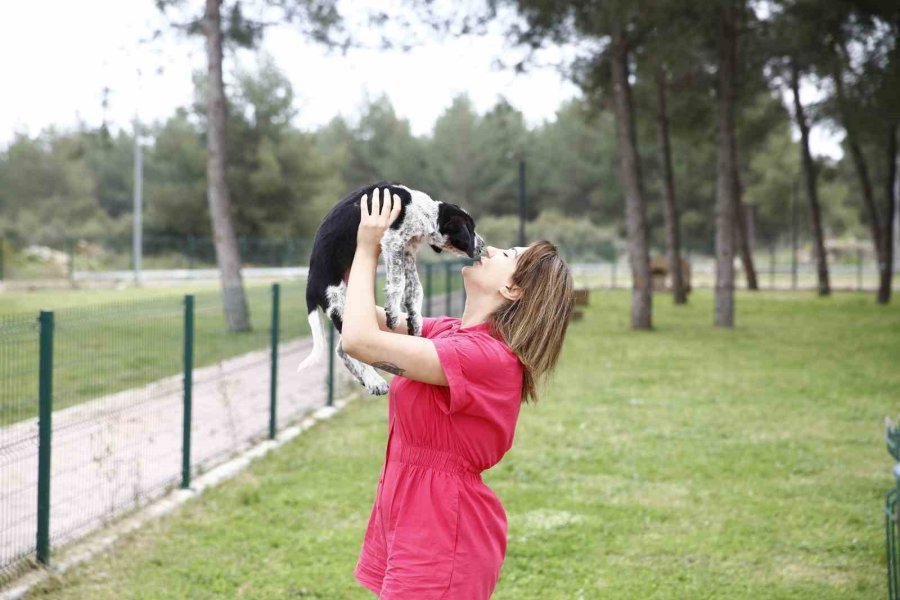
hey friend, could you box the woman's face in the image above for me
[462,244,530,299]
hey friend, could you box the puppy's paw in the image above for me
[385,312,398,330]
[407,313,423,336]
[366,380,390,396]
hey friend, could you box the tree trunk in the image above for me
[879,125,897,304]
[715,2,738,327]
[204,0,250,331]
[832,46,884,284]
[654,67,687,304]
[790,60,830,296]
[611,29,652,329]
[733,166,759,290]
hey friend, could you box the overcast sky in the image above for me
[0,0,842,158]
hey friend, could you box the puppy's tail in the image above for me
[297,309,326,371]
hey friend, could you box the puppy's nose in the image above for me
[472,238,484,259]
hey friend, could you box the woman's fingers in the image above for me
[381,187,391,218]
[389,193,401,224]
[377,187,391,223]
[360,188,399,225]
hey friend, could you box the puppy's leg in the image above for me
[402,250,424,336]
[336,339,389,396]
[324,282,346,330]
[381,233,406,330]
[325,281,389,395]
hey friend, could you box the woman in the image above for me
[341,187,575,598]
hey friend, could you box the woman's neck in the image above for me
[460,294,500,329]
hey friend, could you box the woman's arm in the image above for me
[375,305,408,335]
[341,188,447,385]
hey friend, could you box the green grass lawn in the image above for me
[19,289,900,599]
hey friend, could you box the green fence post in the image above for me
[67,238,74,282]
[425,263,433,317]
[611,250,618,289]
[283,237,293,267]
[461,259,467,305]
[769,243,776,289]
[36,310,54,565]
[327,320,335,407]
[187,235,196,270]
[445,262,452,316]
[269,283,280,439]
[181,295,194,489]
[857,248,863,291]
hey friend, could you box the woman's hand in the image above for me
[358,187,402,255]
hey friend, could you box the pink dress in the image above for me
[354,316,525,598]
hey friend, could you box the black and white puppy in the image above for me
[297,181,485,395]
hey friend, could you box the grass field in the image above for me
[16,289,900,599]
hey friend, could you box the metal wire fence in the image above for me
[1,233,897,294]
[566,253,900,293]
[0,258,469,588]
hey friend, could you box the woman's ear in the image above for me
[499,283,522,302]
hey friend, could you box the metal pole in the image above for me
[132,118,143,286]
[188,235,196,270]
[181,295,194,489]
[36,310,54,565]
[857,247,863,291]
[67,238,74,282]
[327,320,335,407]
[611,249,617,289]
[769,243,776,289]
[791,180,799,290]
[269,283,279,439]
[518,160,526,247]
[426,263,432,317]
[445,262,452,316]
[462,261,467,305]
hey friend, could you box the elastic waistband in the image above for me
[388,438,482,481]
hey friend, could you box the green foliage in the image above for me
[0,131,125,249]
[0,23,883,259]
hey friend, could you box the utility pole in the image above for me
[518,159,526,247]
[132,118,144,286]
[791,176,799,290]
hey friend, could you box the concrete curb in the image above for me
[0,393,360,600]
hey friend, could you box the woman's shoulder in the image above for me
[470,328,523,372]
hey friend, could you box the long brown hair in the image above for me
[487,240,575,404]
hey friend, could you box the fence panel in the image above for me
[0,314,41,583]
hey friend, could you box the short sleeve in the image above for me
[420,316,455,339]
[430,332,522,416]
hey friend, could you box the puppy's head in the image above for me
[430,202,484,259]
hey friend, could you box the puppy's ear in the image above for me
[430,245,443,254]
[445,217,475,258]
